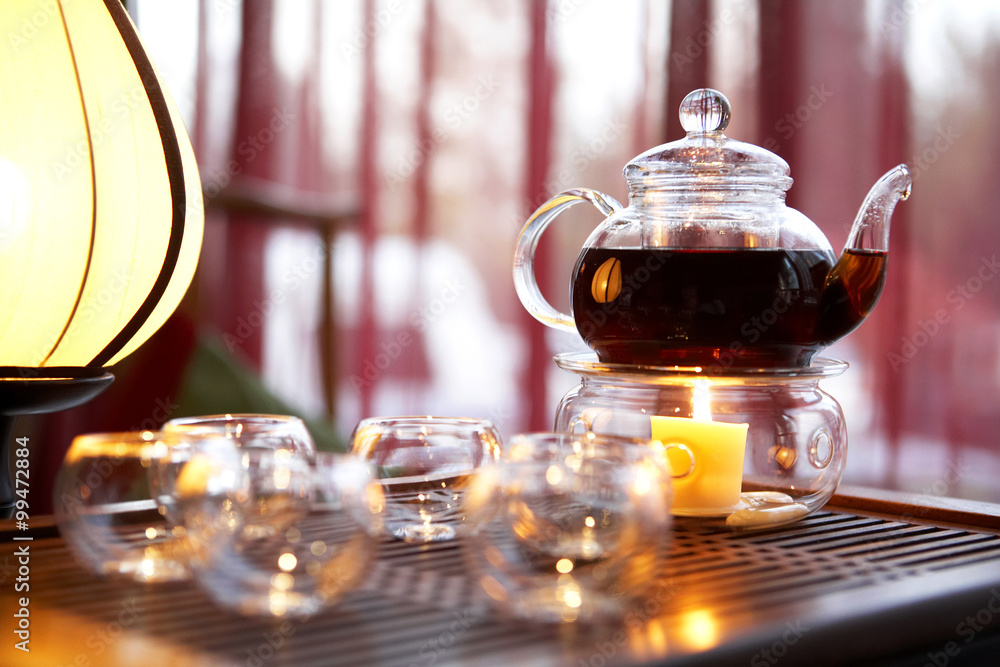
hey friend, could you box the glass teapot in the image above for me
[514,88,912,368]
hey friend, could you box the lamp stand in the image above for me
[0,368,115,519]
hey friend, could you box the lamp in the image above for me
[0,0,203,517]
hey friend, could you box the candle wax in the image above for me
[651,416,748,514]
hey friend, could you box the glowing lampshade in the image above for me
[0,1,203,519]
[0,0,203,369]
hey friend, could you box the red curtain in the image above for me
[33,1,1000,507]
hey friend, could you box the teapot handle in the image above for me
[513,188,624,334]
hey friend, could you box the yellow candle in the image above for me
[651,415,748,515]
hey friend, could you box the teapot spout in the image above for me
[845,164,912,254]
[817,165,911,346]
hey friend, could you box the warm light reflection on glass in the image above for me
[545,465,563,485]
[563,589,582,608]
[692,378,712,421]
[647,620,669,657]
[629,618,671,661]
[269,592,288,616]
[678,608,720,651]
[631,463,654,496]
[480,575,508,602]
[483,545,505,569]
[273,466,291,490]
[557,576,584,622]
[366,483,385,514]
[278,552,298,571]
[271,572,293,590]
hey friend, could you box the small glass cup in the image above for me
[350,416,502,542]
[163,414,316,538]
[464,433,673,624]
[163,414,316,461]
[150,434,252,561]
[54,431,191,582]
[184,451,382,618]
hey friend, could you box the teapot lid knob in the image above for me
[624,87,790,189]
[679,88,731,134]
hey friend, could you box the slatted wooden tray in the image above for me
[3,493,1000,666]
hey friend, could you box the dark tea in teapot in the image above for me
[513,88,909,368]
[571,246,886,367]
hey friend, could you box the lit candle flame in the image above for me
[692,379,712,422]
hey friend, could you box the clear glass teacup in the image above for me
[464,432,673,624]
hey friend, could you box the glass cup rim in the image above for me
[348,415,503,467]
[70,429,162,443]
[164,413,307,429]
[503,431,662,461]
[64,429,165,462]
[162,415,314,449]
[350,416,502,461]
[354,415,498,430]
[554,351,849,383]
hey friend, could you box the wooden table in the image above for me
[2,487,999,666]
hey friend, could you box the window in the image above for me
[124,0,1000,503]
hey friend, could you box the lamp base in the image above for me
[0,368,115,519]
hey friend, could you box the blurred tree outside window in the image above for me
[123,0,1000,504]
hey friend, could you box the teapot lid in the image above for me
[625,88,793,191]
